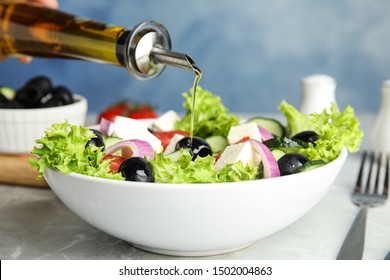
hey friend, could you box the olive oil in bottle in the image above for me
[0,3,197,81]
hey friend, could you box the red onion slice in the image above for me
[99,118,114,136]
[258,126,274,141]
[104,139,155,160]
[248,139,280,178]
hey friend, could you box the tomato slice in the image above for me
[101,155,126,173]
[153,130,190,149]
[97,102,130,123]
[127,105,158,119]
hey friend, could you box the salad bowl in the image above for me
[44,147,347,257]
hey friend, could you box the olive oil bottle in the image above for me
[0,3,197,80]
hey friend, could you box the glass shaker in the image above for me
[370,80,390,152]
[299,74,338,114]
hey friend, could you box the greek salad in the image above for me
[30,87,363,183]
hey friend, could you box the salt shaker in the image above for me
[370,80,390,152]
[299,74,338,114]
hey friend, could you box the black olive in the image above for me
[2,99,25,108]
[292,131,319,145]
[41,97,64,108]
[25,75,52,95]
[85,129,105,149]
[0,92,8,107]
[52,85,74,105]
[277,153,309,176]
[175,136,213,160]
[14,85,45,108]
[119,157,155,182]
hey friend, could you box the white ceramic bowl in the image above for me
[0,95,87,154]
[44,148,348,257]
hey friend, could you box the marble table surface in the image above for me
[1,113,389,260]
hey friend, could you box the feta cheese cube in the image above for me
[113,116,162,152]
[151,110,181,132]
[163,134,185,155]
[113,116,149,136]
[227,122,262,144]
[214,141,257,171]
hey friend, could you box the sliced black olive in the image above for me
[119,157,155,182]
[52,85,74,105]
[41,97,65,107]
[25,75,52,95]
[0,92,8,107]
[292,131,319,145]
[277,153,309,176]
[175,136,213,160]
[85,129,105,149]
[2,99,25,108]
[15,85,45,108]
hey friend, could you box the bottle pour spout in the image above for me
[150,48,200,74]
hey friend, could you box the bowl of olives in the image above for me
[0,75,87,154]
[43,147,347,257]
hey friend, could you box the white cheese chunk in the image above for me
[151,110,181,132]
[113,116,149,135]
[113,116,162,152]
[163,134,185,155]
[227,122,262,144]
[214,141,256,171]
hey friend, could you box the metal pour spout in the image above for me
[150,48,200,74]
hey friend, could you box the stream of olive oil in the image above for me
[189,65,202,140]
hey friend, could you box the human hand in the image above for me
[0,0,59,63]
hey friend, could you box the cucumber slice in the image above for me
[271,148,286,161]
[298,160,327,172]
[247,116,286,137]
[263,136,308,149]
[104,136,122,148]
[205,135,228,154]
[0,87,15,100]
[165,148,192,162]
[104,136,122,155]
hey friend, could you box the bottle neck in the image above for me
[0,3,198,81]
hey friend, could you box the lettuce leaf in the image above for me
[175,86,240,138]
[278,101,363,161]
[30,121,124,180]
[150,149,258,183]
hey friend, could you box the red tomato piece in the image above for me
[127,105,158,119]
[97,102,130,123]
[101,155,126,173]
[153,130,190,149]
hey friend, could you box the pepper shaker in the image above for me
[299,74,338,114]
[370,80,390,152]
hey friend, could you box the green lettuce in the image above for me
[30,121,124,180]
[175,86,240,138]
[278,101,363,161]
[150,149,258,183]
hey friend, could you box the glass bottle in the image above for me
[0,3,197,80]
[370,80,390,152]
[299,74,338,114]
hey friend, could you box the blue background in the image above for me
[1,0,390,115]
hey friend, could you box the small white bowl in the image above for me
[0,95,87,154]
[44,148,347,257]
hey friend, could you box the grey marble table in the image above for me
[1,113,389,260]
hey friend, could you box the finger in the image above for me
[19,56,33,64]
[29,0,59,9]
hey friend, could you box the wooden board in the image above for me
[0,153,48,187]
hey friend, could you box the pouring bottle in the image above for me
[0,3,197,80]
[299,74,338,114]
[370,80,390,153]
